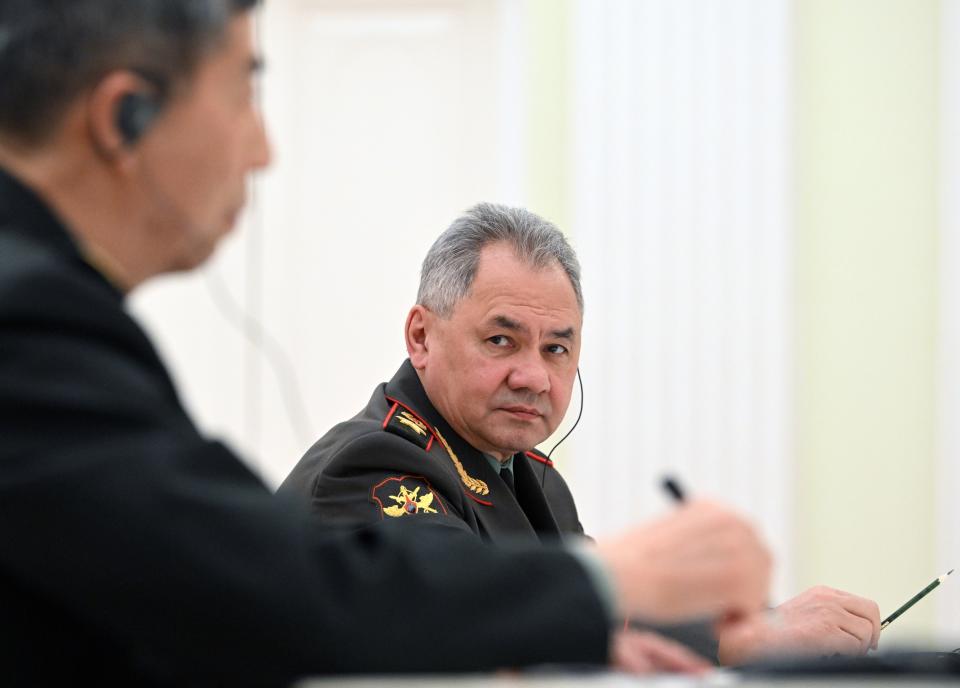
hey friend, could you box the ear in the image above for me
[85,71,154,166]
[405,305,433,370]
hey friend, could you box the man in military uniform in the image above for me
[282,204,590,546]
[281,203,885,666]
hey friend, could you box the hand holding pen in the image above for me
[595,481,772,624]
[659,476,884,665]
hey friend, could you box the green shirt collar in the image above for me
[484,453,514,475]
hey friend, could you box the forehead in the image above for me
[451,243,581,328]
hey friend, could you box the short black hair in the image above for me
[0,0,259,145]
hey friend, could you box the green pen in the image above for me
[880,569,954,631]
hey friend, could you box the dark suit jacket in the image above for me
[0,167,609,686]
[280,360,586,546]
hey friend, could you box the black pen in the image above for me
[662,475,686,503]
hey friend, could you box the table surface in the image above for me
[297,672,959,688]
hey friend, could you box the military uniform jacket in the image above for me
[0,167,609,686]
[280,360,586,545]
[281,361,723,663]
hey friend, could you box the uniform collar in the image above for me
[384,360,504,473]
[384,360,561,542]
[484,453,513,476]
[384,359,460,444]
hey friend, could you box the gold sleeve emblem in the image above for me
[382,484,439,517]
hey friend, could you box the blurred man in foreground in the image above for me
[0,1,772,685]
[281,203,883,666]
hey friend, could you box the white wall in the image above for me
[938,0,960,642]
[567,0,794,600]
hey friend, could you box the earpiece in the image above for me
[542,367,584,487]
[116,91,161,145]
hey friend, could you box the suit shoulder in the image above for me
[280,409,449,499]
[279,403,471,529]
[324,420,432,467]
[0,232,120,328]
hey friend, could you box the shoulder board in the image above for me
[382,398,435,452]
[383,396,491,496]
[525,450,554,468]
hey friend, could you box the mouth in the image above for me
[499,406,543,421]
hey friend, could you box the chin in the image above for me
[491,431,549,455]
[167,241,220,273]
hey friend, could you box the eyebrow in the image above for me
[491,315,576,341]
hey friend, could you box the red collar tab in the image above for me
[525,451,554,467]
[382,401,400,429]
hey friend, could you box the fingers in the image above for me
[837,592,881,650]
[802,587,881,654]
[611,630,711,675]
[596,499,771,622]
[716,586,882,665]
[834,598,881,653]
[837,618,873,655]
[610,631,654,674]
[674,501,772,617]
[637,634,712,673]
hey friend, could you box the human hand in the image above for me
[594,500,771,622]
[611,628,712,674]
[716,586,881,665]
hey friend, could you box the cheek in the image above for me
[162,138,228,204]
[470,362,509,396]
[550,372,576,412]
[197,133,241,187]
[181,113,242,177]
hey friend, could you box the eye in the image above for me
[546,343,569,355]
[488,335,511,347]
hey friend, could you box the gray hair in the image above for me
[0,0,259,146]
[417,203,584,317]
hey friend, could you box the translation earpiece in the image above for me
[116,91,160,145]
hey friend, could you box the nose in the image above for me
[250,109,272,170]
[507,352,550,396]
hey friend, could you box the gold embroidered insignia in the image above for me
[372,476,447,519]
[384,406,431,450]
[396,411,428,436]
[434,429,489,496]
[382,485,438,518]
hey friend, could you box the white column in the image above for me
[568,0,794,599]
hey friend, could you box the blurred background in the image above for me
[130,0,960,646]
